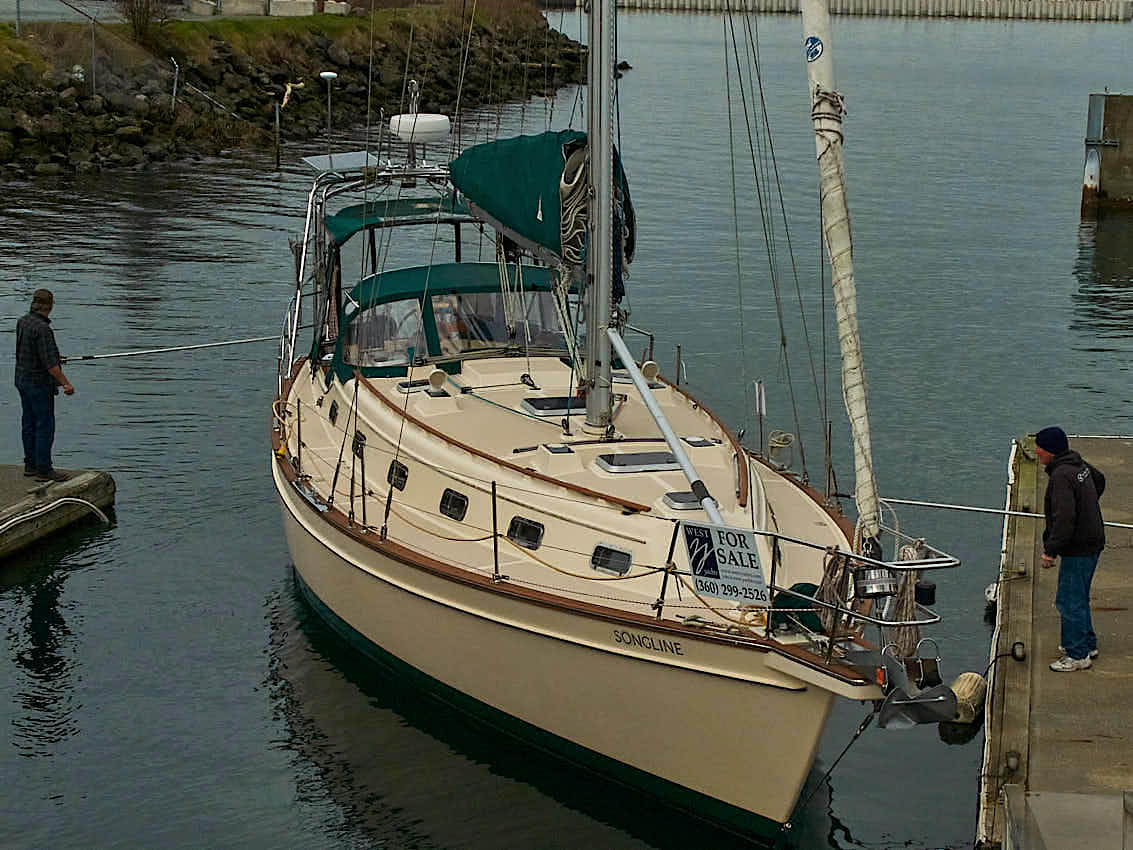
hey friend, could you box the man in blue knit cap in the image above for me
[1034,426,1106,672]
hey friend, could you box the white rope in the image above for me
[0,497,110,535]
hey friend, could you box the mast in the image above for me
[584,0,615,431]
[799,0,882,551]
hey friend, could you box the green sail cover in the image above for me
[449,130,634,261]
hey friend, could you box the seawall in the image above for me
[544,0,1133,19]
[0,8,584,178]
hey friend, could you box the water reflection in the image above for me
[2,525,113,761]
[9,572,80,758]
[267,572,861,849]
[1071,214,1133,348]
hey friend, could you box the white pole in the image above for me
[800,0,881,546]
[320,71,337,166]
[584,0,615,431]
[607,329,725,525]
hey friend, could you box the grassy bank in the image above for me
[0,2,583,176]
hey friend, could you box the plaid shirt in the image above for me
[15,311,61,387]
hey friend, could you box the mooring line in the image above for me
[882,496,1133,531]
[65,335,277,363]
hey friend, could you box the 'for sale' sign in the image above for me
[681,521,769,606]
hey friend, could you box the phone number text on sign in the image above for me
[681,522,770,606]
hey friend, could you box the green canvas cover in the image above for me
[324,193,473,245]
[449,130,634,261]
[346,261,558,309]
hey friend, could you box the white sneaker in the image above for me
[1058,645,1099,659]
[1050,655,1093,672]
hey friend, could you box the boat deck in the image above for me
[978,435,1133,849]
[282,356,849,629]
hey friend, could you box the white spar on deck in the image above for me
[800,0,881,542]
[606,328,725,526]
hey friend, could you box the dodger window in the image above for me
[432,292,566,356]
[342,299,426,368]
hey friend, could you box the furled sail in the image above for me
[800,0,881,544]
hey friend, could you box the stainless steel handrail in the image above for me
[766,583,941,629]
[747,526,960,573]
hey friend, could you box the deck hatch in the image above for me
[591,545,632,576]
[681,436,715,448]
[439,488,468,521]
[507,516,544,550]
[662,490,701,510]
[596,451,680,473]
[387,460,409,491]
[520,396,586,417]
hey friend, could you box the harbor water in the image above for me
[2,13,1132,849]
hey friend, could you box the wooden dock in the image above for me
[977,436,1133,849]
[0,465,115,560]
[542,0,1133,20]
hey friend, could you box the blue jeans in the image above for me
[16,380,56,473]
[1056,553,1100,660]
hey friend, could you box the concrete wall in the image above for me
[222,0,267,13]
[1097,95,1133,207]
[550,0,1133,18]
[184,0,218,14]
[268,0,315,14]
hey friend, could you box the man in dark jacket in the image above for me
[1035,426,1105,672]
[15,289,75,483]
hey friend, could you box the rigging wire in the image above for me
[722,17,752,451]
[741,11,825,416]
[359,0,379,278]
[450,0,480,159]
[781,711,875,838]
[722,6,809,479]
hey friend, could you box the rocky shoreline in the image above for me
[0,10,584,177]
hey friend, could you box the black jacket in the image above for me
[1043,449,1105,557]
[15,311,61,388]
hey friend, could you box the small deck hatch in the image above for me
[596,451,681,473]
[520,396,586,417]
[663,491,701,510]
[681,436,715,448]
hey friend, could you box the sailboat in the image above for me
[271,0,960,838]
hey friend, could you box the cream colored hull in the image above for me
[275,459,835,829]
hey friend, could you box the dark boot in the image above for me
[35,469,69,483]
